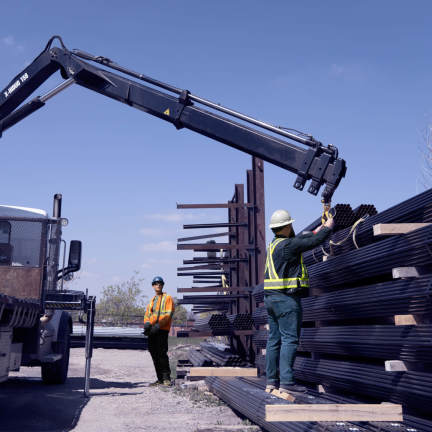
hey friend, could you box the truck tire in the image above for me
[41,312,71,384]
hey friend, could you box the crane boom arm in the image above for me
[0,37,346,203]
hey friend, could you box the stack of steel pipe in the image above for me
[193,313,233,335]
[293,357,432,417]
[352,204,378,221]
[200,342,246,366]
[193,315,213,332]
[332,204,355,231]
[299,325,432,362]
[299,388,432,432]
[242,377,426,432]
[303,188,432,266]
[188,348,213,366]
[206,376,416,432]
[301,275,432,321]
[307,224,432,292]
[253,276,432,323]
[227,313,254,330]
[253,324,432,363]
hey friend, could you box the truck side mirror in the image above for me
[68,240,82,272]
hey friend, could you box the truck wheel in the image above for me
[41,312,71,384]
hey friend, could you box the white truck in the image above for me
[0,194,87,385]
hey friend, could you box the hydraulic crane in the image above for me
[0,36,346,205]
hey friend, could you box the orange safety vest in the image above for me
[144,293,175,331]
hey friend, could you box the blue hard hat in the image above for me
[152,276,164,285]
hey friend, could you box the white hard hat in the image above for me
[269,209,295,229]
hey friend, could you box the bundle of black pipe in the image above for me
[200,342,246,366]
[352,204,378,221]
[304,188,432,266]
[193,313,233,335]
[206,376,417,432]
[252,275,432,324]
[332,203,355,231]
[193,315,212,332]
[308,224,432,293]
[227,313,254,330]
[253,325,432,363]
[293,357,432,418]
[188,348,213,366]
[300,325,432,362]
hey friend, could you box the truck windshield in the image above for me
[0,220,43,267]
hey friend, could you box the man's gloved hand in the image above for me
[150,323,160,335]
[143,322,152,336]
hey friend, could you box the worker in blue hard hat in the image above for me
[264,209,334,395]
[144,276,175,386]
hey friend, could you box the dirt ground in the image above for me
[0,346,261,432]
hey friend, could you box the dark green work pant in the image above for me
[264,291,302,387]
[148,329,171,382]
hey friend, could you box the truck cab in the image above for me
[0,197,82,384]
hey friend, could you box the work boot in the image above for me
[161,379,172,386]
[280,383,307,393]
[149,380,162,386]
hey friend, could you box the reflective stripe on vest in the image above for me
[264,238,309,290]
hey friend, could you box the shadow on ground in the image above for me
[0,376,148,432]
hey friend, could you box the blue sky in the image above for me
[0,1,431,302]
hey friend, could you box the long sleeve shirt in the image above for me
[265,227,331,295]
[144,293,175,331]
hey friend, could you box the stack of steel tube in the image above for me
[332,203,355,231]
[299,325,432,362]
[253,324,432,363]
[293,357,432,418]
[188,348,213,366]
[206,376,419,432]
[301,275,432,321]
[200,342,246,366]
[227,313,254,330]
[253,276,432,323]
[304,188,432,266]
[192,313,233,335]
[307,224,432,293]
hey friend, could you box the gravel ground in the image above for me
[71,347,255,432]
[2,346,259,432]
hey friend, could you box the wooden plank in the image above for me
[385,360,408,372]
[394,314,417,325]
[189,367,257,377]
[265,403,402,422]
[373,223,431,236]
[392,267,420,279]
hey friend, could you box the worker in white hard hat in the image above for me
[264,209,334,395]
